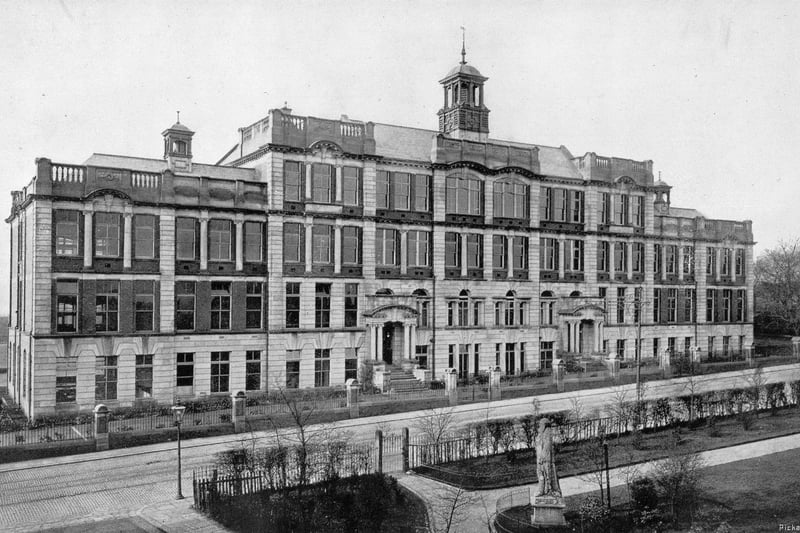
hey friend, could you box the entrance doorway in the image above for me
[382,321,402,364]
[581,320,595,354]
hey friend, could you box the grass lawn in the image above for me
[418,406,800,489]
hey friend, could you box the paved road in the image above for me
[0,364,797,532]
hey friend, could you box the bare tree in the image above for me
[755,238,800,335]
[431,483,480,533]
[576,434,608,505]
[414,407,457,445]
[651,448,706,523]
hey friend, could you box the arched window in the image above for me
[447,290,482,327]
[375,288,393,296]
[540,291,556,326]
[505,291,516,325]
[413,289,430,327]
[570,291,582,298]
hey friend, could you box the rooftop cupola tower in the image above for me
[437,35,490,142]
[162,112,195,172]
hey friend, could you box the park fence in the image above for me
[0,421,94,447]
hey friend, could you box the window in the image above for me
[617,288,626,323]
[653,288,661,322]
[540,238,558,271]
[312,163,333,203]
[176,352,194,387]
[95,212,121,257]
[630,196,643,226]
[541,187,552,220]
[95,280,119,332]
[708,336,715,357]
[682,246,694,275]
[448,345,455,368]
[312,224,334,265]
[416,345,429,368]
[56,376,77,404]
[284,161,303,202]
[706,247,716,276]
[654,244,662,274]
[706,289,716,322]
[540,342,554,370]
[393,172,411,210]
[414,175,430,212]
[175,217,196,260]
[134,280,155,332]
[54,210,80,256]
[95,355,118,401]
[722,336,731,357]
[210,282,231,330]
[375,228,398,266]
[493,181,528,219]
[505,343,516,375]
[314,349,330,387]
[684,289,695,323]
[457,344,469,378]
[570,191,584,223]
[246,350,261,391]
[599,193,610,224]
[286,360,300,389]
[567,240,584,272]
[553,189,567,222]
[616,339,626,360]
[56,280,79,332]
[721,248,732,277]
[598,241,610,272]
[735,249,745,277]
[665,245,677,274]
[407,231,430,267]
[175,281,196,330]
[210,352,230,393]
[614,194,629,225]
[513,237,528,270]
[415,290,430,327]
[667,288,678,323]
[345,283,358,327]
[736,290,746,322]
[208,220,232,261]
[633,287,642,323]
[135,354,153,399]
[283,223,303,263]
[466,234,482,269]
[286,282,300,328]
[376,170,390,209]
[446,176,482,215]
[246,282,262,329]
[173,140,187,154]
[505,293,516,326]
[493,235,507,270]
[342,227,362,265]
[134,214,156,259]
[445,232,461,268]
[653,338,660,359]
[345,348,358,381]
[472,300,483,326]
[244,222,262,262]
[315,283,331,328]
[614,242,627,273]
[342,166,361,206]
[632,243,644,273]
[540,296,555,326]
[722,289,732,322]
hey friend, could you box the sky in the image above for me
[0,0,798,312]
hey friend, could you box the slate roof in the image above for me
[84,153,255,180]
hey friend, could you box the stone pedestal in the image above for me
[660,347,671,376]
[94,404,109,451]
[444,368,458,406]
[745,342,755,367]
[231,391,246,432]
[345,378,359,418]
[374,368,391,393]
[531,494,567,527]
[605,353,620,379]
[552,359,565,392]
[489,366,502,401]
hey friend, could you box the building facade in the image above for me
[7,57,754,417]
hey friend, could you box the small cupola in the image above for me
[162,112,194,172]
[437,32,490,142]
[653,172,672,215]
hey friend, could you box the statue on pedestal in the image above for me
[531,418,567,527]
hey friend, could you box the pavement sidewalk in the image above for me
[397,432,800,533]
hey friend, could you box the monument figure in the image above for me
[531,417,567,527]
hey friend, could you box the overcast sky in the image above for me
[1,0,798,312]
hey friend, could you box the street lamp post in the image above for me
[171,404,187,500]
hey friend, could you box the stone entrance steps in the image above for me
[387,364,428,393]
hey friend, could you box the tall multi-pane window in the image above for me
[285,282,300,328]
[345,283,359,327]
[633,287,642,323]
[667,288,678,323]
[134,214,156,259]
[722,289,732,321]
[445,233,461,268]
[493,235,507,270]
[283,223,303,263]
[210,282,231,330]
[570,190,584,223]
[95,212,121,257]
[616,339,626,360]
[312,225,334,265]
[567,240,584,272]
[245,350,261,391]
[342,166,361,206]
[407,231,430,267]
[175,217,196,260]
[706,289,716,322]
[446,176,482,215]
[599,192,610,224]
[512,237,528,270]
[312,163,333,203]
[208,220,232,261]
[345,348,359,381]
[613,194,629,225]
[135,354,153,399]
[721,248,732,276]
[414,175,430,211]
[314,349,330,387]
[54,210,80,256]
[617,287,626,323]
[284,161,303,202]
[682,246,694,275]
[315,283,331,328]
[598,241,610,272]
[654,244,662,275]
[541,238,558,271]
[493,181,528,219]
[653,288,661,322]
[554,189,568,221]
[630,196,643,226]
[95,280,119,332]
[540,297,555,326]
[210,352,230,393]
[376,170,390,209]
[246,282,262,329]
[375,228,398,266]
[342,227,361,265]
[286,359,300,389]
[614,242,627,273]
[540,342,554,370]
[736,290,746,322]
[134,280,155,332]
[244,221,262,262]
[684,289,696,323]
[632,243,644,273]
[393,172,411,210]
[56,376,77,404]
[665,245,677,274]
[466,234,482,269]
[735,249,745,277]
[176,352,194,387]
[722,336,731,357]
[95,356,118,401]
[56,280,79,332]
[706,247,716,276]
[175,281,196,330]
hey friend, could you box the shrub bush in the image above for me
[630,476,659,512]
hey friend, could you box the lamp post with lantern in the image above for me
[171,404,187,500]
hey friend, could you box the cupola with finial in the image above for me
[162,112,195,172]
[437,29,490,142]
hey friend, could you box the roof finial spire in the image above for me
[460,26,466,64]
[176,110,180,124]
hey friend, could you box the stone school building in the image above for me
[7,54,753,417]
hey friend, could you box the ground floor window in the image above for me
[315,349,330,387]
[458,344,469,379]
[505,343,516,375]
[539,342,554,370]
[135,354,153,399]
[245,350,261,391]
[176,352,194,387]
[56,376,76,404]
[286,360,300,389]
[345,348,358,382]
[211,352,230,393]
[95,356,118,401]
[415,345,428,369]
